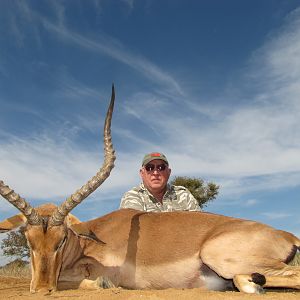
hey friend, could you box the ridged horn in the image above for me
[0,181,42,225]
[49,85,116,226]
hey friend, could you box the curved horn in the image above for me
[0,181,42,225]
[49,85,116,226]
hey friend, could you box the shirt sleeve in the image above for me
[186,190,201,211]
[173,185,201,211]
[119,191,145,211]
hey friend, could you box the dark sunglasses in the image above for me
[144,163,167,172]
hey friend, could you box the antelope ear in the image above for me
[69,223,105,244]
[0,214,27,233]
[66,213,81,226]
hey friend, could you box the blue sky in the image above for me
[1,0,300,264]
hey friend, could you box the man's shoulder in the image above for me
[123,184,147,198]
[126,184,145,194]
[172,185,189,192]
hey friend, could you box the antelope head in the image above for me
[0,86,116,293]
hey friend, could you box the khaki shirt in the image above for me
[120,183,200,212]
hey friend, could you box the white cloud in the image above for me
[121,0,135,10]
[49,1,66,28]
[0,129,142,211]
[260,212,292,220]
[0,134,96,201]
[258,8,300,85]
[1,1,183,96]
[40,17,183,96]
[244,199,258,207]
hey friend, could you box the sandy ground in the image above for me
[1,276,300,300]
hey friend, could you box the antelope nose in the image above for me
[44,287,56,295]
[45,288,54,295]
[34,287,55,295]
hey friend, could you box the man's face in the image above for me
[140,159,171,194]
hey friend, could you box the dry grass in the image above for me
[0,259,31,278]
[289,252,300,266]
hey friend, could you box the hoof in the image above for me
[255,285,266,294]
[233,274,266,294]
[97,276,115,289]
[250,273,266,286]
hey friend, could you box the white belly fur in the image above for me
[118,255,232,290]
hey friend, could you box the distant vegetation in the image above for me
[0,259,31,278]
[289,252,300,266]
[170,176,219,209]
[1,226,29,259]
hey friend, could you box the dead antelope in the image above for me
[1,87,300,294]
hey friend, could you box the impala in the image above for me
[1,86,300,294]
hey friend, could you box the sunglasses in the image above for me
[144,163,168,172]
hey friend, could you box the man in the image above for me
[120,152,199,212]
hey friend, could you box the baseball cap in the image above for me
[142,152,169,166]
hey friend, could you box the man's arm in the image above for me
[119,191,145,211]
[186,190,200,211]
[174,186,200,211]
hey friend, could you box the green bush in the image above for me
[170,176,219,209]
